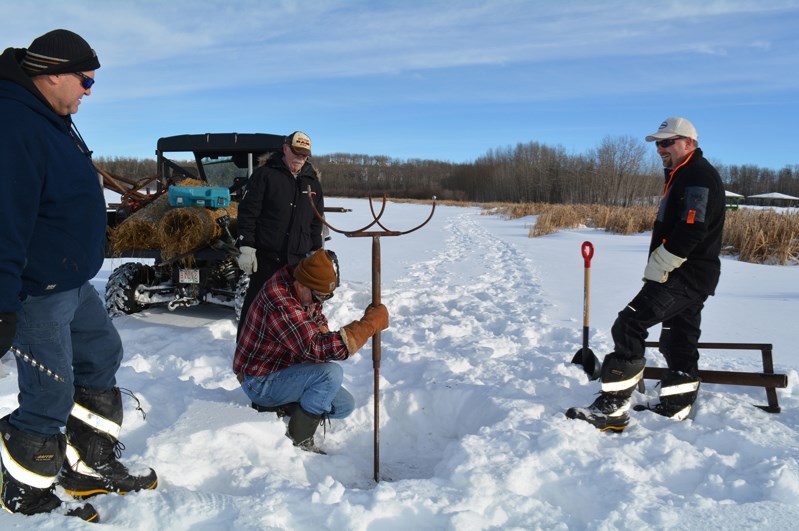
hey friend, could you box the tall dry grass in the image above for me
[484,203,655,237]
[723,209,799,264]
[487,203,799,265]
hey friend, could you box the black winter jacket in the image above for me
[652,148,725,296]
[236,152,324,266]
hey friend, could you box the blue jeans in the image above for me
[242,362,354,418]
[10,282,123,436]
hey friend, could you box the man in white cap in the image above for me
[567,117,725,431]
[0,29,156,522]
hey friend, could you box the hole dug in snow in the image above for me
[369,386,505,481]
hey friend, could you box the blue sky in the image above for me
[4,0,799,170]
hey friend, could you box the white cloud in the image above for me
[5,0,798,166]
[7,1,797,78]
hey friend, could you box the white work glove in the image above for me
[237,246,258,275]
[643,244,686,283]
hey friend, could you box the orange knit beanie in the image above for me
[294,249,337,294]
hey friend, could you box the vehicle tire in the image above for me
[234,274,250,322]
[106,262,153,317]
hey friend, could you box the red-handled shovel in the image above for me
[571,241,601,380]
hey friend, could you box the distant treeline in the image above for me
[94,136,799,205]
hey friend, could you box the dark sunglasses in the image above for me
[312,290,334,303]
[655,137,682,148]
[72,71,95,90]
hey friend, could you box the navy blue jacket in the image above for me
[0,47,106,312]
[652,148,725,296]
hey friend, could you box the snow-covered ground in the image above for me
[2,198,798,530]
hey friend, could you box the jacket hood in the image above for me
[0,46,63,117]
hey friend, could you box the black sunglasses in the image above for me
[655,137,682,148]
[312,290,334,303]
[72,71,95,90]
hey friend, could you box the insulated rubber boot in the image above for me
[648,370,700,420]
[287,407,326,454]
[0,416,98,522]
[566,355,646,432]
[59,387,157,498]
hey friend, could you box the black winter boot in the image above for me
[287,407,326,454]
[0,416,98,522]
[59,387,157,498]
[566,355,646,432]
[648,370,700,420]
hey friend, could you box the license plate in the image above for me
[179,268,200,284]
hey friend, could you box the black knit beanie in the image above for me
[21,29,100,76]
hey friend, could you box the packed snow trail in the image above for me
[345,209,559,481]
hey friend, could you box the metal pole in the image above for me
[372,236,382,482]
[304,189,435,482]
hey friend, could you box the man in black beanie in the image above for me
[0,29,157,523]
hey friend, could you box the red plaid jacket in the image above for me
[233,265,350,377]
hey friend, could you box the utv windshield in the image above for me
[200,156,250,189]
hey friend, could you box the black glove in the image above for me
[0,312,17,355]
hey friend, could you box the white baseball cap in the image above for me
[645,117,698,142]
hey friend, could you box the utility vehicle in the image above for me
[102,133,331,320]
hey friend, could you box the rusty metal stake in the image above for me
[308,189,435,481]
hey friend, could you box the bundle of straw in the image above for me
[108,178,206,256]
[157,202,238,260]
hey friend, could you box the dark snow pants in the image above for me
[610,276,708,376]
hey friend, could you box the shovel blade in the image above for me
[572,347,601,380]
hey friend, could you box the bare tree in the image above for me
[589,135,656,206]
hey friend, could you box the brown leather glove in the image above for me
[340,304,389,354]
